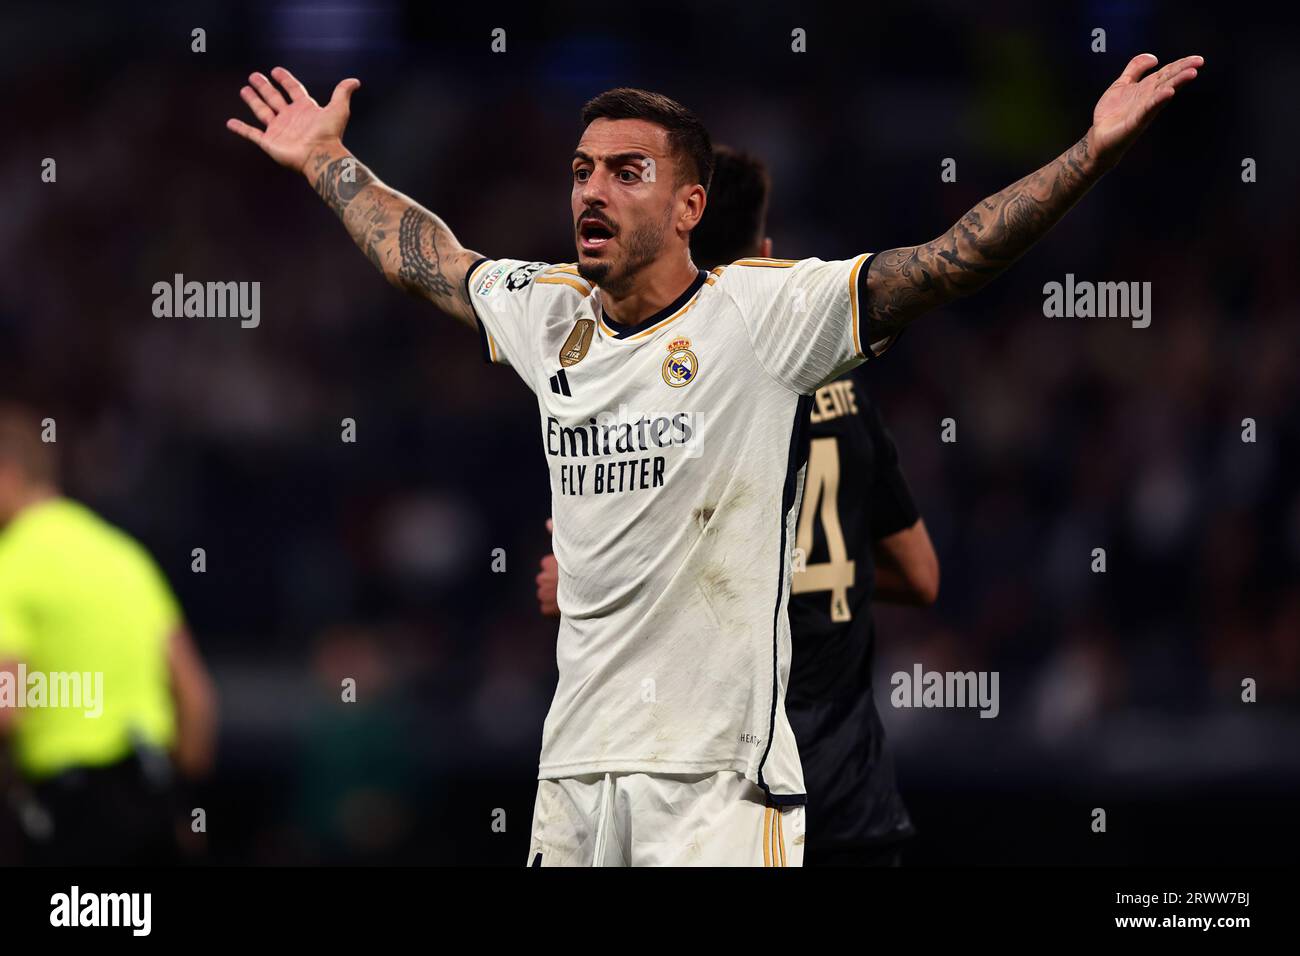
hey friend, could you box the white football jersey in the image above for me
[467,254,896,803]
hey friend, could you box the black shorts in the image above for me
[18,751,181,866]
[787,685,914,852]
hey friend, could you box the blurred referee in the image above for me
[537,147,939,865]
[0,405,218,865]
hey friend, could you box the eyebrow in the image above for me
[572,150,652,167]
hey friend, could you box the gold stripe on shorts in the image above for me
[762,807,772,867]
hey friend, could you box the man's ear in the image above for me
[760,237,773,258]
[685,183,707,232]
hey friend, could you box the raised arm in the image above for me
[864,53,1203,335]
[226,67,483,326]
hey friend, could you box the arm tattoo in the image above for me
[397,208,454,300]
[312,157,374,217]
[866,134,1101,334]
[306,149,478,321]
[357,195,390,272]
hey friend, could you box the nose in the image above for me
[578,167,612,208]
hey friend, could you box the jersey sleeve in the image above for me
[464,258,573,389]
[861,389,920,539]
[725,255,899,395]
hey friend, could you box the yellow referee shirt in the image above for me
[0,498,178,779]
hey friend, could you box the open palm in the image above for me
[226,67,360,173]
[1089,53,1203,167]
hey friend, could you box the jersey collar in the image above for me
[597,269,708,341]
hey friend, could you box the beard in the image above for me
[576,205,673,296]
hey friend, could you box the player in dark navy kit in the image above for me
[786,365,938,866]
[536,145,940,865]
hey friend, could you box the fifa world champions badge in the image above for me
[560,319,595,367]
[662,337,698,388]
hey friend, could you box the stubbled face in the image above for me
[571,118,689,297]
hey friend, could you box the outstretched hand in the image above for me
[1087,53,1203,171]
[226,66,360,174]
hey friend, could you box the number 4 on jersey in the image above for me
[791,437,856,621]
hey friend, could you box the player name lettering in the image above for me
[808,379,859,424]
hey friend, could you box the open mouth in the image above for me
[578,216,616,252]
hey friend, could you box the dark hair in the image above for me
[690,145,771,270]
[580,88,714,192]
[0,402,58,485]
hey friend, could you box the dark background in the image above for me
[1,0,1296,864]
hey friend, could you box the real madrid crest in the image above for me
[559,318,595,367]
[662,337,698,388]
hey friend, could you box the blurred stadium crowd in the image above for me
[1,0,1296,863]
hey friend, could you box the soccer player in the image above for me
[0,406,218,865]
[227,53,1202,865]
[534,146,940,866]
[788,368,938,867]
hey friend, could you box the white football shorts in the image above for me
[527,770,804,867]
